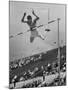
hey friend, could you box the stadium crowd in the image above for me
[9,47,66,89]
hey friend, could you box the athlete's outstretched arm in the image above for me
[21,12,27,23]
[32,10,39,22]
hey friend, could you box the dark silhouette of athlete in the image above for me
[21,10,45,43]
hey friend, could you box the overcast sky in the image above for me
[9,1,66,61]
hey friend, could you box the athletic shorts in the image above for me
[30,30,38,38]
[30,30,39,43]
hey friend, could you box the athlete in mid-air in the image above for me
[21,10,45,43]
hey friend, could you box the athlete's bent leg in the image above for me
[30,37,34,43]
[38,35,45,40]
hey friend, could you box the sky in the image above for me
[9,1,66,61]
